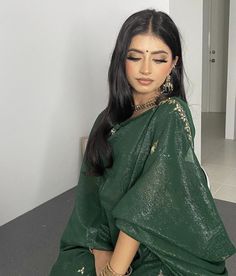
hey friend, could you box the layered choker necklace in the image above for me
[132,94,160,112]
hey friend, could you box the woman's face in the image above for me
[125,34,178,96]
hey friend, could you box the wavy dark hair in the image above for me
[84,9,188,176]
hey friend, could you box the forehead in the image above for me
[128,34,171,53]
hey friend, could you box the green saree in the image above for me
[50,96,236,276]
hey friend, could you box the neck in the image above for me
[133,90,161,105]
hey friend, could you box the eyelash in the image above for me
[126,56,168,63]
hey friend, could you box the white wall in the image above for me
[0,0,204,226]
[0,1,169,226]
[170,0,203,161]
[225,0,236,139]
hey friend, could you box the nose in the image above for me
[139,57,152,75]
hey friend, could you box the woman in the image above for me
[50,9,236,276]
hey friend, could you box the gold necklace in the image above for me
[132,95,159,111]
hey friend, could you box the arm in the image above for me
[109,230,140,274]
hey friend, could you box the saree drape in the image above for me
[50,96,236,276]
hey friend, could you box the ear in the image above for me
[172,56,179,68]
[168,56,179,75]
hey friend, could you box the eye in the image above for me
[126,56,141,61]
[154,59,168,63]
[126,56,168,63]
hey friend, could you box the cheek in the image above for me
[154,64,172,76]
[153,67,171,84]
[125,62,136,77]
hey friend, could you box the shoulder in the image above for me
[157,96,190,116]
[155,96,192,127]
[155,96,195,147]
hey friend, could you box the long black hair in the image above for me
[84,9,188,177]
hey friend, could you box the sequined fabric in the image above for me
[50,96,236,275]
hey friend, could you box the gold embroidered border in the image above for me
[159,97,194,148]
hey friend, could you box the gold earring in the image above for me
[161,74,174,94]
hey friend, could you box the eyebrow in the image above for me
[127,48,169,55]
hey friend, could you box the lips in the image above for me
[137,78,153,81]
[136,78,153,85]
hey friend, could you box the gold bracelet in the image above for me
[100,261,133,276]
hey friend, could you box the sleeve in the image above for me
[111,101,236,276]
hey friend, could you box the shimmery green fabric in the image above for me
[50,96,236,276]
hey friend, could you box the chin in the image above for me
[132,88,157,94]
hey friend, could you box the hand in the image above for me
[93,249,113,276]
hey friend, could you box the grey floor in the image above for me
[0,187,235,276]
[0,188,76,276]
[202,112,236,203]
